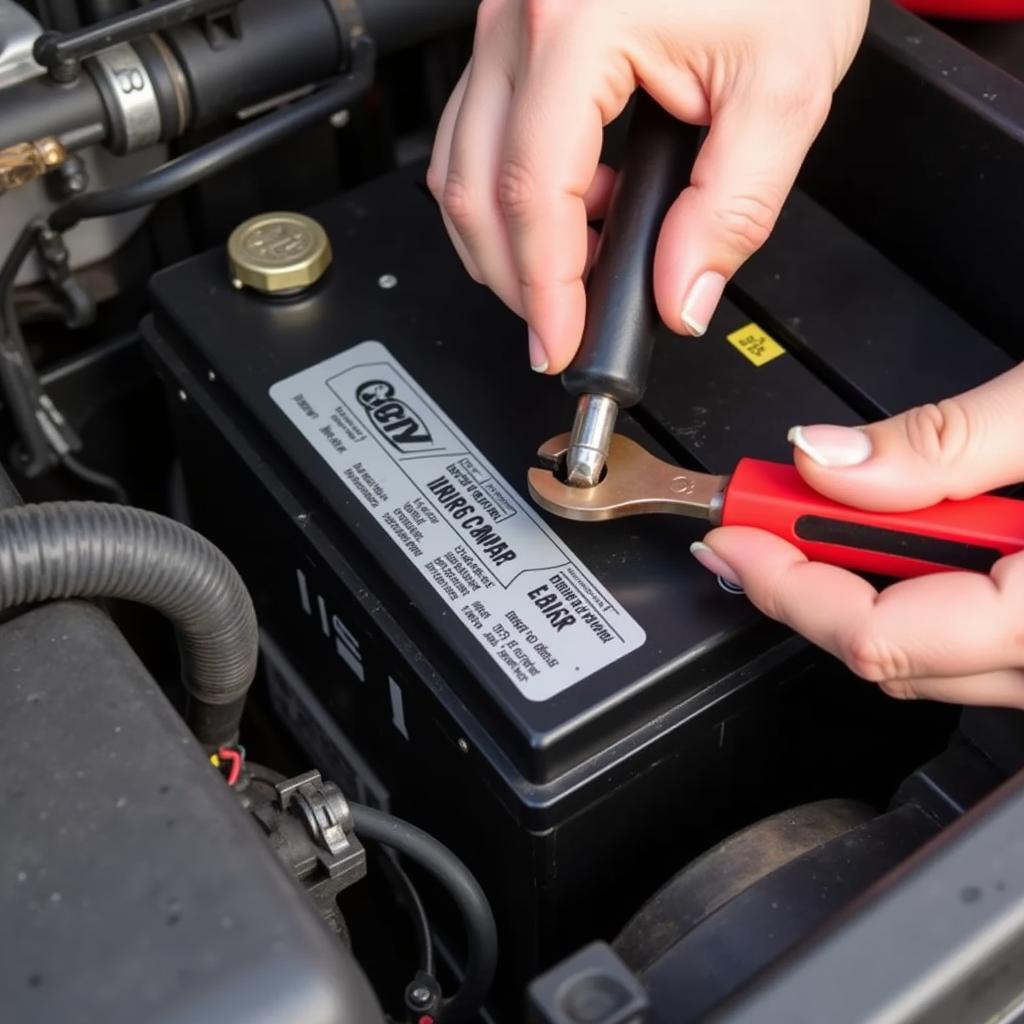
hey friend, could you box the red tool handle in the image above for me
[898,0,1024,18]
[721,459,1024,579]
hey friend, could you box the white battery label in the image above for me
[269,341,646,701]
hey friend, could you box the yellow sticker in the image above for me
[726,322,785,367]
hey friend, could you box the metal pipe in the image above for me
[0,0,477,151]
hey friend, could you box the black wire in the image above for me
[49,35,375,233]
[61,453,129,503]
[0,219,39,302]
[350,804,497,1024]
[375,848,436,977]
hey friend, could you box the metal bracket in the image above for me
[277,769,366,889]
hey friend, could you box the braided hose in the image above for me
[0,502,257,745]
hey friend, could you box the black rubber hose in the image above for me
[48,34,375,233]
[351,804,498,1024]
[0,502,257,747]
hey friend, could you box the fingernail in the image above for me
[690,541,741,588]
[528,328,549,373]
[681,271,726,337]
[788,424,872,468]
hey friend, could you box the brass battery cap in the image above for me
[227,212,331,295]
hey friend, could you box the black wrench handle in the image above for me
[562,92,700,407]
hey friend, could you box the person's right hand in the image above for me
[427,0,869,374]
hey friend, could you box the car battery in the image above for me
[142,166,994,1007]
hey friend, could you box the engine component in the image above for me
[1,4,1023,1021]
[31,0,246,85]
[239,740,499,1022]
[714,767,1024,1024]
[1,144,165,289]
[0,0,477,153]
[631,745,1002,1021]
[0,597,385,1024]
[0,501,257,746]
[0,135,66,193]
[532,734,1006,1024]
[46,34,375,234]
[240,766,367,937]
[350,802,499,1024]
[0,0,348,153]
[0,34,373,479]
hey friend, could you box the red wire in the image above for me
[217,746,243,786]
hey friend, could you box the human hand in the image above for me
[427,0,869,373]
[691,364,1024,709]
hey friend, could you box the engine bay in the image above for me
[3,3,1024,1023]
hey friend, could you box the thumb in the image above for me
[652,81,830,336]
[787,364,1024,512]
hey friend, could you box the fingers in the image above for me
[499,22,634,374]
[427,66,482,283]
[653,72,831,336]
[428,5,625,374]
[905,669,1024,710]
[688,349,1024,713]
[438,25,525,317]
[698,527,1024,693]
[786,362,1024,512]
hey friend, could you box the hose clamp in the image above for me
[89,43,161,153]
[277,770,366,887]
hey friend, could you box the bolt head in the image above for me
[410,986,432,1007]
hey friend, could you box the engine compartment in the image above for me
[2,3,1024,1023]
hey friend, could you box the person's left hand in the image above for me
[691,363,1024,709]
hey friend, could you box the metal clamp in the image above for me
[89,43,161,154]
[277,770,366,887]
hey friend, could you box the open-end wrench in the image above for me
[528,433,1024,579]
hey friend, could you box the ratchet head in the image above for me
[528,433,728,522]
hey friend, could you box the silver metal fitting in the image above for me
[90,43,161,153]
[565,394,619,488]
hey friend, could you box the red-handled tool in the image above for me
[527,433,1024,579]
[898,0,1024,18]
